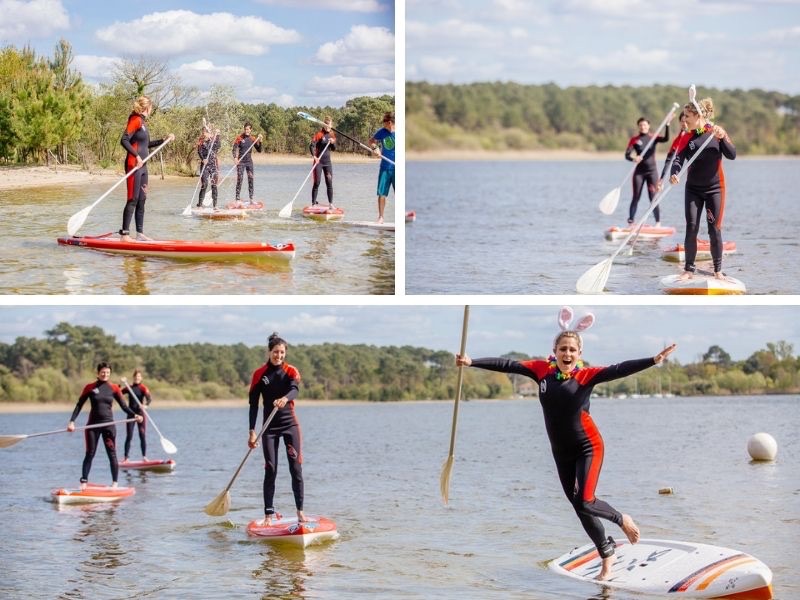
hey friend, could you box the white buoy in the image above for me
[747,433,778,461]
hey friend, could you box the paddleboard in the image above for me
[605,225,676,241]
[340,220,395,232]
[119,458,176,473]
[51,483,136,505]
[190,207,248,220]
[225,200,264,210]
[57,233,295,262]
[246,515,339,548]
[551,538,772,599]
[406,210,416,223]
[662,240,738,263]
[302,205,344,221]
[661,271,746,295]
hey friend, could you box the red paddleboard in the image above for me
[605,225,676,241]
[57,233,295,261]
[661,240,737,263]
[225,200,264,210]
[302,205,344,221]
[246,515,339,547]
[119,458,176,473]
[51,483,136,505]
[406,210,416,223]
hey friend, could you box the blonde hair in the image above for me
[684,97,715,121]
[323,115,332,124]
[132,96,152,115]
[553,330,583,352]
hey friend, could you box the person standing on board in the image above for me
[310,116,337,208]
[625,117,670,226]
[67,362,143,489]
[455,307,677,581]
[121,369,152,462]
[196,125,221,209]
[657,111,689,191]
[248,333,307,525]
[369,111,395,224]
[119,96,174,242]
[233,122,262,204]
[669,96,736,281]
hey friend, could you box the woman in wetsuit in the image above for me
[625,117,670,226]
[67,362,143,489]
[122,369,151,462]
[658,111,689,190]
[455,308,676,581]
[310,116,337,208]
[669,96,736,281]
[248,333,307,525]
[119,96,174,242]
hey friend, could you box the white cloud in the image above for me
[0,0,69,41]
[315,25,394,65]
[176,60,254,89]
[761,25,800,42]
[256,0,388,12]
[73,54,122,81]
[305,74,394,95]
[95,10,301,57]
[575,44,673,74]
[417,56,459,78]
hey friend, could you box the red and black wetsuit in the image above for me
[625,127,669,223]
[197,136,221,208]
[467,355,656,558]
[120,113,165,236]
[660,130,691,181]
[310,129,336,205]
[670,124,736,273]
[249,362,303,516]
[70,380,137,483]
[122,382,151,460]
[233,134,262,201]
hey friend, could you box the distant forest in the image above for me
[407,81,800,155]
[1,324,798,404]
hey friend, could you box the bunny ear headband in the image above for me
[558,306,595,333]
[688,84,707,120]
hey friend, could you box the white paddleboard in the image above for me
[551,538,772,599]
[661,272,746,295]
[341,220,394,231]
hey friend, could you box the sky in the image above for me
[1,305,799,365]
[0,0,395,106]
[406,0,800,94]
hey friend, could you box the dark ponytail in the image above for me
[268,332,287,349]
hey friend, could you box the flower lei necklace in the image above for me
[548,355,585,380]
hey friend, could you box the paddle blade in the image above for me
[576,258,612,294]
[598,187,620,215]
[181,205,193,216]
[278,201,293,218]
[66,207,90,236]
[204,490,231,516]
[160,437,178,454]
[439,455,454,505]
[0,435,26,448]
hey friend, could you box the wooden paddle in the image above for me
[204,406,279,517]
[120,378,177,454]
[0,418,135,449]
[277,141,331,218]
[577,129,717,294]
[598,102,680,215]
[297,111,396,166]
[440,305,470,505]
[67,138,172,236]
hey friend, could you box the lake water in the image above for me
[0,163,394,295]
[1,396,796,599]
[406,159,800,295]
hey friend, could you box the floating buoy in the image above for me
[658,487,674,495]
[747,433,778,461]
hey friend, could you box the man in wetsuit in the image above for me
[625,117,669,226]
[233,123,262,203]
[197,126,221,208]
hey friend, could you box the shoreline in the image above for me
[407,149,800,161]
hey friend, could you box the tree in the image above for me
[702,345,732,367]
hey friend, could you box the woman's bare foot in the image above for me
[136,233,154,241]
[111,481,118,488]
[595,555,613,581]
[257,514,274,526]
[621,514,640,543]
[714,271,727,281]
[297,510,307,523]
[678,271,693,281]
[119,234,132,242]
[80,481,87,491]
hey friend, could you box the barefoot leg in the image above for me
[595,555,613,581]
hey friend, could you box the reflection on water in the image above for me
[122,257,150,295]
[252,544,311,600]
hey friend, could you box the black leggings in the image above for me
[261,424,304,515]
[122,169,148,234]
[236,163,254,200]
[81,424,119,483]
[311,164,334,204]
[124,418,147,459]
[684,186,724,273]
[628,168,660,223]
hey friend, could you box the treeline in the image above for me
[407,81,800,155]
[0,40,394,172]
[1,324,799,404]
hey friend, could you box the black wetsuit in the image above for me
[625,127,669,223]
[670,124,736,273]
[310,129,336,205]
[249,362,303,516]
[70,380,137,483]
[197,136,221,208]
[468,356,656,558]
[123,382,151,459]
[233,133,262,201]
[120,113,165,236]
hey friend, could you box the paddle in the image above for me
[67,138,172,236]
[598,102,680,215]
[211,134,262,205]
[297,111,396,166]
[0,418,135,449]
[204,406,279,517]
[440,305,470,505]
[576,129,717,294]
[277,141,331,218]
[120,378,177,454]
[182,130,220,216]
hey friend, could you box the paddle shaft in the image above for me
[298,112,395,166]
[221,406,280,494]
[121,380,173,451]
[446,306,470,458]
[216,134,262,190]
[278,141,331,217]
[21,418,136,440]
